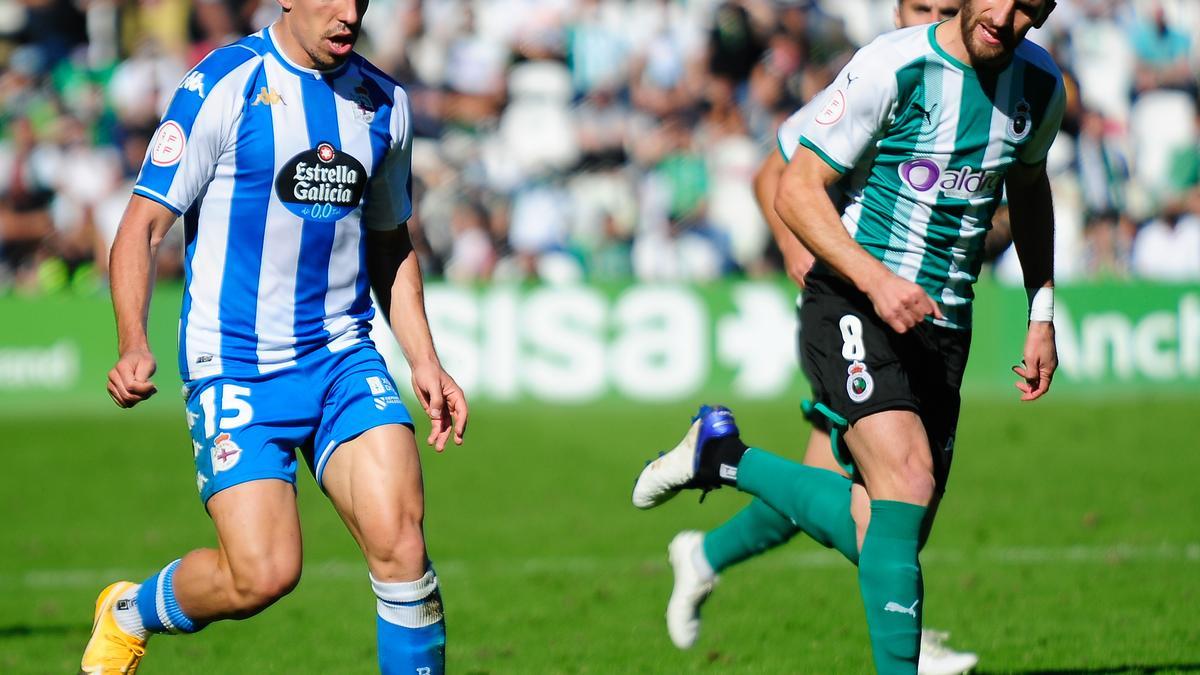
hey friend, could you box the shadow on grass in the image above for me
[0,623,86,640]
[978,665,1200,674]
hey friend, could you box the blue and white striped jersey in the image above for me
[134,26,413,383]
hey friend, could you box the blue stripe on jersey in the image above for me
[293,76,341,352]
[350,72,396,320]
[137,46,258,200]
[217,65,275,365]
[178,202,202,379]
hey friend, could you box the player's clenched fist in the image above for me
[865,273,945,333]
[107,348,158,408]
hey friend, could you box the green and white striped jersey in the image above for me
[781,23,1065,329]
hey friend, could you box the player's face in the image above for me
[958,0,1047,68]
[896,0,961,29]
[279,0,368,69]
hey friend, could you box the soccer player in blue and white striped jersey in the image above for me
[80,0,466,672]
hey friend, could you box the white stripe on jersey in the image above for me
[323,76,377,353]
[185,148,237,379]
[942,65,1017,310]
[254,57,310,373]
[896,65,965,283]
[172,58,261,380]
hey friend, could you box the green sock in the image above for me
[733,448,859,563]
[858,500,926,675]
[702,498,798,573]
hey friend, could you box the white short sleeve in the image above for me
[796,48,898,173]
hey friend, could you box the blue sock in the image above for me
[135,559,201,635]
[372,568,446,675]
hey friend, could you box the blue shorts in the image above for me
[184,345,413,505]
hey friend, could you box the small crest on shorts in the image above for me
[211,432,242,473]
[846,361,874,403]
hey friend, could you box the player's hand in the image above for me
[410,361,468,452]
[1013,321,1056,401]
[865,273,944,334]
[784,247,815,289]
[107,348,158,408]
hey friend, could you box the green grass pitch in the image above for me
[1,395,1198,673]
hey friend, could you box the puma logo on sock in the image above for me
[884,599,919,618]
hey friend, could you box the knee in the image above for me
[364,513,427,580]
[226,556,302,616]
[891,458,936,506]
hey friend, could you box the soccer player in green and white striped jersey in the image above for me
[666,2,981,671]
[631,1,1063,673]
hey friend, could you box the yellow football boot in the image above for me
[79,581,147,674]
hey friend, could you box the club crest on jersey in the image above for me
[150,121,186,167]
[353,85,376,123]
[211,433,242,473]
[1008,99,1032,142]
[275,141,368,222]
[317,142,336,163]
[846,361,874,403]
[816,89,847,126]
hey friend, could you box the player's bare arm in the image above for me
[106,195,178,408]
[367,228,468,451]
[775,146,944,334]
[1006,160,1057,401]
[755,150,815,288]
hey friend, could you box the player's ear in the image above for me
[893,6,902,29]
[1033,0,1056,29]
[276,0,293,13]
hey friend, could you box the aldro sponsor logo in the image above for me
[275,141,367,222]
[897,158,1003,200]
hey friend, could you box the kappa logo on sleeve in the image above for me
[179,71,206,99]
[150,121,187,167]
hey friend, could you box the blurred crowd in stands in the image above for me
[1,0,1199,294]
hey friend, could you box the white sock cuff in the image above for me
[370,569,437,604]
[371,569,442,629]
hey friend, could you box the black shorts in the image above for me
[796,304,832,434]
[799,271,971,491]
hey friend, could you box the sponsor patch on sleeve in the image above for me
[150,121,187,167]
[815,90,847,126]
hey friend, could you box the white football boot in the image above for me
[632,405,740,509]
[918,629,979,675]
[665,531,716,649]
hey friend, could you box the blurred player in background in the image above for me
[634,0,1062,672]
[654,2,978,673]
[80,0,467,671]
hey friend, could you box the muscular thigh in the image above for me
[308,347,425,575]
[207,479,302,570]
[800,272,969,491]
